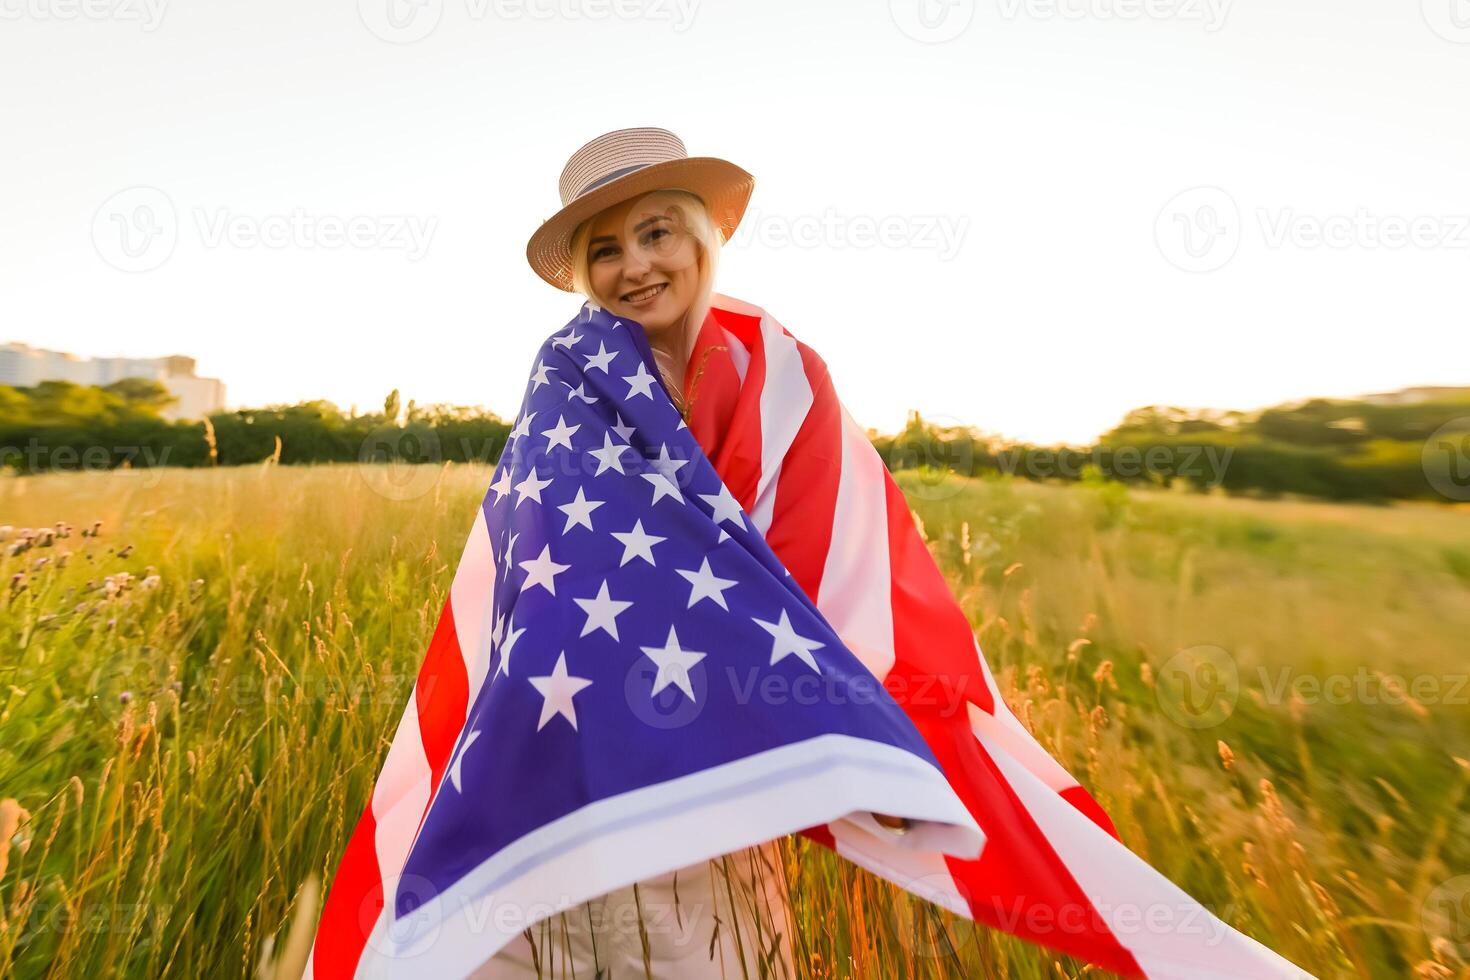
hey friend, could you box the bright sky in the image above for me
[2,0,1467,445]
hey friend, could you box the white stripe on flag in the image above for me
[721,327,750,383]
[978,730,1311,980]
[371,697,433,901]
[967,637,1082,795]
[750,311,811,535]
[815,405,898,684]
[450,507,496,704]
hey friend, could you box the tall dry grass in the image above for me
[1,463,1467,978]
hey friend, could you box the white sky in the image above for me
[2,0,1467,445]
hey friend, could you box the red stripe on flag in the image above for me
[762,339,842,599]
[415,597,470,796]
[310,802,383,980]
[881,475,993,716]
[1059,784,1120,840]
[920,715,1144,977]
[698,306,767,513]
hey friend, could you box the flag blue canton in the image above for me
[394,304,944,922]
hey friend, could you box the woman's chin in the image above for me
[620,300,679,332]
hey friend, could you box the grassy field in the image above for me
[1,463,1467,979]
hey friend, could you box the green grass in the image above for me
[1,464,1467,979]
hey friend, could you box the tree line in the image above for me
[3,378,1467,503]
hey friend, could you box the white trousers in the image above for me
[469,842,797,980]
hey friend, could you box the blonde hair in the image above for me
[569,189,722,416]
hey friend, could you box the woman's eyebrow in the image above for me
[633,215,670,232]
[588,234,616,245]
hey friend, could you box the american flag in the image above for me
[307,295,1309,979]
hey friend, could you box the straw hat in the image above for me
[526,127,756,291]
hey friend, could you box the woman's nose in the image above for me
[620,245,652,281]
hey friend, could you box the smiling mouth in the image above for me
[621,283,668,304]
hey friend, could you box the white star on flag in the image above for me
[698,483,745,526]
[611,519,666,567]
[566,381,599,404]
[540,414,581,452]
[639,625,707,702]
[528,652,593,731]
[508,411,535,441]
[557,486,605,533]
[447,729,480,792]
[640,471,684,506]
[622,362,658,399]
[530,360,557,391]
[550,328,583,350]
[582,341,618,373]
[488,468,513,504]
[572,579,634,640]
[513,468,554,508]
[495,624,526,678]
[490,610,506,650]
[753,608,826,672]
[589,432,631,475]
[649,443,689,483]
[675,557,738,610]
[518,544,570,595]
[611,413,636,443]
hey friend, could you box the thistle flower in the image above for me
[140,574,162,591]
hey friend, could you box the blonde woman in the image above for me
[482,131,922,979]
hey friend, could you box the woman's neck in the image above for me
[647,312,695,392]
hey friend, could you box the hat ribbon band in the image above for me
[572,162,655,200]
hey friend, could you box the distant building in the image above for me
[0,342,226,421]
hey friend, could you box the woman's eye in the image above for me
[591,245,617,261]
[642,225,678,250]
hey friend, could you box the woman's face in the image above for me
[584,191,702,338]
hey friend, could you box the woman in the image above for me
[486,127,915,978]
[307,127,1306,980]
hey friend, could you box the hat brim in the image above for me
[526,156,755,292]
